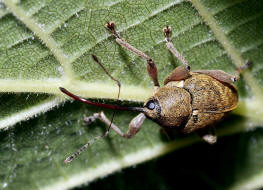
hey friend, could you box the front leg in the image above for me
[106,21,160,87]
[65,112,146,163]
[88,111,146,139]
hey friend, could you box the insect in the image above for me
[60,22,251,163]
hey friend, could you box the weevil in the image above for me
[60,22,251,163]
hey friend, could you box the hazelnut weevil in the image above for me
[59,22,251,163]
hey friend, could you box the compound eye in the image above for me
[146,100,155,110]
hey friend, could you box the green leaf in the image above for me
[0,93,61,130]
[85,128,263,190]
[1,0,263,189]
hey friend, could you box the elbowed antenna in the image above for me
[59,87,144,112]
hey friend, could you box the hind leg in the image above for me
[197,126,217,144]
[181,111,224,144]
[194,61,252,83]
[163,26,251,84]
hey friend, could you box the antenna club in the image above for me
[64,157,72,164]
[91,54,99,62]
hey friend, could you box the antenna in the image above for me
[91,54,121,132]
[60,55,143,163]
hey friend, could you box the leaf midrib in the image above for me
[3,0,184,90]
[4,0,262,98]
[1,1,263,189]
[190,0,263,102]
[2,0,263,125]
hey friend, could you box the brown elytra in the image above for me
[144,73,238,134]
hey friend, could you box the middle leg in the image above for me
[163,26,251,84]
[163,26,191,71]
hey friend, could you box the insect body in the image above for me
[144,72,238,140]
[60,23,250,163]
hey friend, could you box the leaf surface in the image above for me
[1,0,263,189]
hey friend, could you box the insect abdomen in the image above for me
[183,73,238,113]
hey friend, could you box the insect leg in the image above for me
[65,112,146,163]
[234,60,252,81]
[64,112,110,163]
[160,127,172,141]
[163,26,190,71]
[197,126,217,144]
[194,61,252,83]
[106,21,160,87]
[84,111,123,135]
[90,111,146,139]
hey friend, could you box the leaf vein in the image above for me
[225,11,263,35]
[212,0,248,15]
[3,0,75,83]
[66,0,185,67]
[6,34,33,50]
[190,0,263,100]
[241,39,263,53]
[46,6,85,35]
